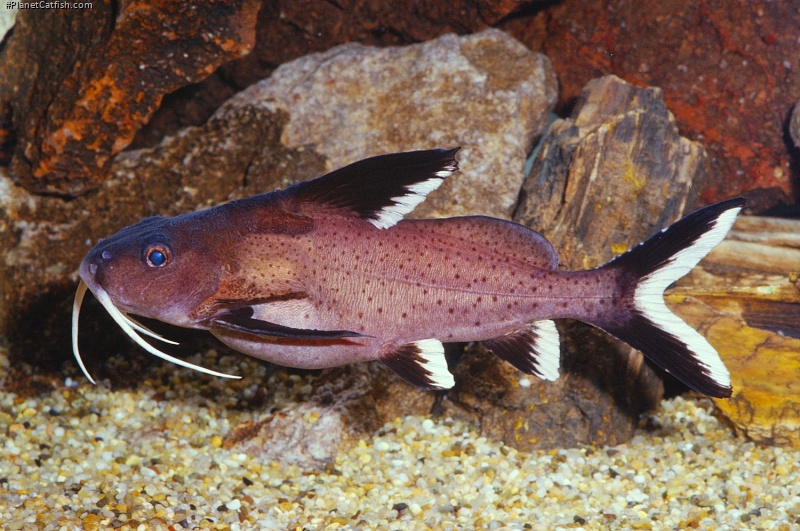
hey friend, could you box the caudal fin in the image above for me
[600,198,745,398]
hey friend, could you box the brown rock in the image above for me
[222,0,543,89]
[440,75,711,451]
[502,0,799,207]
[131,0,546,150]
[0,0,259,196]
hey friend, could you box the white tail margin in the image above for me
[599,198,745,397]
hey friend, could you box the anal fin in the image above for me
[379,339,454,390]
[483,321,560,381]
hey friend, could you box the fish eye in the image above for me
[143,243,172,268]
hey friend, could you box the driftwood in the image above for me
[667,215,800,446]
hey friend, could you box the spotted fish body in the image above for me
[73,148,744,397]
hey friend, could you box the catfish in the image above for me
[72,148,743,397]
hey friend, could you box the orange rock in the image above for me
[1,1,259,196]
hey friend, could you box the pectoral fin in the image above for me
[209,307,368,339]
[379,339,454,390]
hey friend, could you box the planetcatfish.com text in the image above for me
[6,2,93,9]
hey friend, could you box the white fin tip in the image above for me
[414,338,455,389]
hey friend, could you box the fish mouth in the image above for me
[71,279,241,384]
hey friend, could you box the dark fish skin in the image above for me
[73,148,744,397]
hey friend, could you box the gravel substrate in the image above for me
[1,347,799,531]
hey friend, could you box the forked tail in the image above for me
[598,198,745,398]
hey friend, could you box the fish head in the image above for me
[79,214,222,326]
[73,212,242,383]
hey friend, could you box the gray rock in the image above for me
[791,101,800,149]
[225,28,557,218]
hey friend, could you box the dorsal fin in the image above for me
[291,148,460,229]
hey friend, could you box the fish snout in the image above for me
[80,248,115,288]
